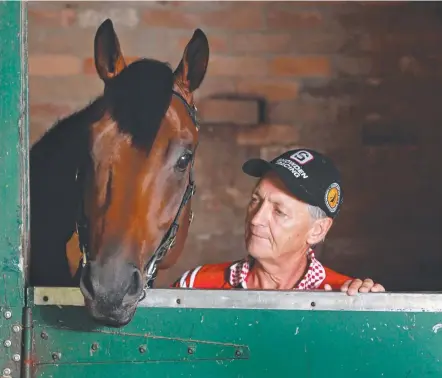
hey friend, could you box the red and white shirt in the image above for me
[172,249,352,290]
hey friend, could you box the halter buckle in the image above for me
[81,252,87,267]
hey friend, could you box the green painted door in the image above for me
[0,2,28,378]
[2,2,442,378]
[29,288,442,378]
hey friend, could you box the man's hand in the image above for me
[324,278,385,296]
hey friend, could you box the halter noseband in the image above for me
[75,89,199,302]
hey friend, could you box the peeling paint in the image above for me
[432,324,442,333]
[18,254,24,273]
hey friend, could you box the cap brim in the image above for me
[242,158,274,178]
[242,158,318,206]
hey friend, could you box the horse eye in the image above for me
[175,152,192,172]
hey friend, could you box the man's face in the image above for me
[244,171,313,262]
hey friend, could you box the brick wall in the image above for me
[28,1,442,291]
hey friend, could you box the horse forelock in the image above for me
[104,58,175,152]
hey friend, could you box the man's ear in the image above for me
[307,217,333,246]
[174,28,209,94]
[94,18,126,82]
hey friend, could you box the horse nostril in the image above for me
[126,268,143,298]
[79,260,143,306]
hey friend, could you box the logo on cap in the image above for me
[290,150,314,165]
[325,183,340,213]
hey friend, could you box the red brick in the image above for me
[268,97,351,125]
[30,119,52,147]
[30,103,73,119]
[299,123,355,151]
[236,125,300,146]
[142,9,199,29]
[232,33,291,54]
[28,28,94,57]
[178,34,229,54]
[360,1,402,6]
[28,7,77,27]
[292,1,351,5]
[29,54,82,76]
[260,145,303,161]
[290,31,346,54]
[269,56,331,77]
[236,80,299,102]
[335,57,373,76]
[209,55,267,77]
[193,77,236,102]
[29,76,103,104]
[156,1,231,10]
[266,10,323,30]
[384,33,442,51]
[83,57,141,75]
[142,6,264,30]
[198,98,260,126]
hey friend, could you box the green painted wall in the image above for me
[0,2,28,378]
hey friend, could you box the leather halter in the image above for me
[75,89,199,302]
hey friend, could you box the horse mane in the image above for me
[29,58,174,286]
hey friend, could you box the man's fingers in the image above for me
[358,278,374,293]
[370,283,385,292]
[340,280,353,292]
[345,279,363,296]
[339,278,386,296]
[324,284,332,291]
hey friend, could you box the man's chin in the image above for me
[246,241,272,259]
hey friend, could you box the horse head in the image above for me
[74,19,209,326]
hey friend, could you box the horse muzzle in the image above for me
[79,257,144,327]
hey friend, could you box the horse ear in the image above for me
[174,29,209,93]
[94,18,126,82]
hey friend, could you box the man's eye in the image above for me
[176,152,192,172]
[275,208,286,217]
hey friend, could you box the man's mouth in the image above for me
[251,232,268,239]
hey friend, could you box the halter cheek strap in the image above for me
[75,89,200,302]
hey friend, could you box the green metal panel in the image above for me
[0,1,28,378]
[28,288,442,378]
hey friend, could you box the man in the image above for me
[172,148,385,296]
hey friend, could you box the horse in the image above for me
[29,18,209,327]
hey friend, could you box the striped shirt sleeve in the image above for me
[171,265,203,288]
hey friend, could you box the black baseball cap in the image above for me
[242,148,343,218]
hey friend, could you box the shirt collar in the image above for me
[228,249,326,290]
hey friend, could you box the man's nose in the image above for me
[250,201,269,226]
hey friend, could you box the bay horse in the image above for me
[29,19,209,327]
